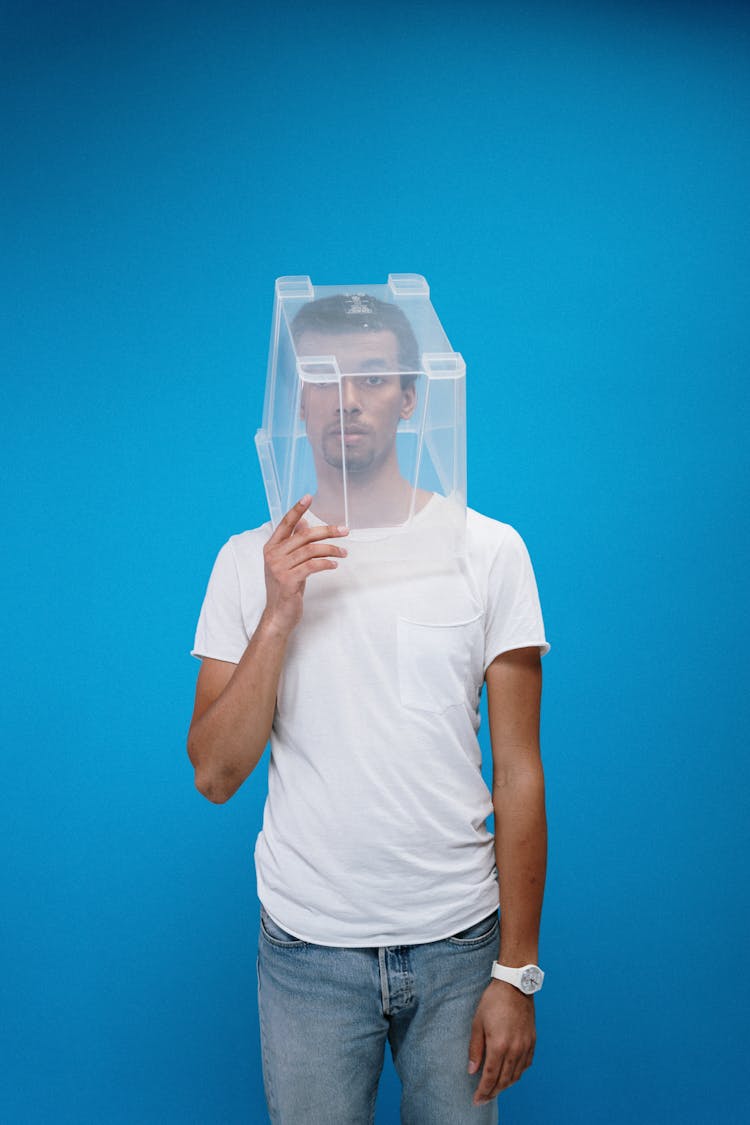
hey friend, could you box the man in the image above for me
[188,290,548,1124]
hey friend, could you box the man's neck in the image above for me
[313,456,419,528]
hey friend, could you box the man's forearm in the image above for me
[188,612,289,802]
[188,500,349,805]
[492,763,547,964]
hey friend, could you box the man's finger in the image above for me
[509,1051,528,1087]
[467,1020,484,1077]
[285,521,349,549]
[494,1049,519,1093]
[296,556,341,579]
[473,1049,504,1105]
[290,517,310,537]
[267,495,313,543]
[286,540,348,570]
[519,1043,535,1078]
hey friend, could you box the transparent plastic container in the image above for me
[255,274,466,546]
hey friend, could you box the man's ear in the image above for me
[400,383,417,420]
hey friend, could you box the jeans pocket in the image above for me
[260,906,306,948]
[446,911,499,946]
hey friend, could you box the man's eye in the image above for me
[365,375,385,386]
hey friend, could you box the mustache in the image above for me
[325,423,372,436]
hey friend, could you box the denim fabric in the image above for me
[257,907,500,1125]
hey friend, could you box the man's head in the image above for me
[292,294,420,475]
[291,293,420,389]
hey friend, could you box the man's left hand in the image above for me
[468,980,536,1106]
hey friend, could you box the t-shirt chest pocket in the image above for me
[397,613,484,714]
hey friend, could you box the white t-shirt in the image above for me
[192,499,548,946]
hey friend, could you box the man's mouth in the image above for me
[328,425,370,437]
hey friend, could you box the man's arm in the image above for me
[187,496,349,804]
[468,645,547,1106]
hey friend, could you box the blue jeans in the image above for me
[257,906,500,1125]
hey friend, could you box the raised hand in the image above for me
[262,494,349,636]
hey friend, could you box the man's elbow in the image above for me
[192,763,238,804]
[187,732,237,804]
[492,760,546,798]
[195,777,233,805]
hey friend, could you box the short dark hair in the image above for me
[291,293,420,387]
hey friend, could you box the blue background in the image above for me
[3,1,748,1121]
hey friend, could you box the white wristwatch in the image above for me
[491,962,544,995]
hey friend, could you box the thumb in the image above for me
[468,1018,485,1075]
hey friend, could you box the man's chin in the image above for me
[322,447,375,472]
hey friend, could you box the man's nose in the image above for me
[338,377,362,413]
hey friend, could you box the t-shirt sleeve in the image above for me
[484,526,550,669]
[191,540,250,664]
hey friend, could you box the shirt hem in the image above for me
[257,897,501,948]
[484,637,550,673]
[190,648,242,663]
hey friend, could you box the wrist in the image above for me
[498,953,539,968]
[489,977,535,1002]
[497,939,539,967]
[257,606,296,644]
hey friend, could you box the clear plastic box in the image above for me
[255,274,466,543]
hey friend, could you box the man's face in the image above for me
[298,329,417,473]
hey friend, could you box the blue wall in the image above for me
[3,1,748,1121]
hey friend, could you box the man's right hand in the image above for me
[262,495,349,636]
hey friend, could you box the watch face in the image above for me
[520,966,543,994]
